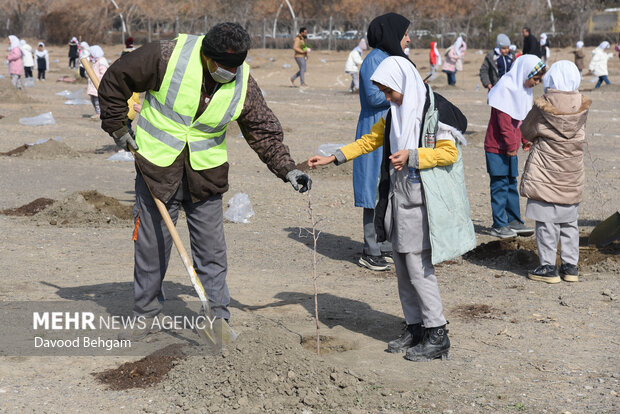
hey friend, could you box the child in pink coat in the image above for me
[86,45,109,119]
[7,35,24,89]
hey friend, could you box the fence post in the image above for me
[328,16,333,50]
[204,15,208,34]
[263,18,267,49]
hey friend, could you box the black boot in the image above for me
[405,324,450,361]
[387,323,424,353]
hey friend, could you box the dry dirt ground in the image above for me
[0,43,618,414]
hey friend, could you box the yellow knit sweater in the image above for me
[340,117,459,169]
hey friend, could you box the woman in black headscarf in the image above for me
[350,12,411,273]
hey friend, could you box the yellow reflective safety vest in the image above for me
[136,34,250,170]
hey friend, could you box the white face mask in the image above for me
[209,64,236,83]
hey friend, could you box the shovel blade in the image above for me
[589,211,620,247]
[196,318,238,349]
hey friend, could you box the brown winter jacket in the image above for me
[519,89,591,205]
[293,34,307,58]
[572,48,585,71]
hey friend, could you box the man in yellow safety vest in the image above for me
[98,23,311,340]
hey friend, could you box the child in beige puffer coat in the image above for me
[520,60,591,284]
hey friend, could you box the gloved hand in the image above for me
[113,129,138,151]
[286,169,312,193]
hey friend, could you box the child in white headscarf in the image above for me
[86,45,109,119]
[344,39,367,93]
[78,41,91,79]
[20,39,34,79]
[589,41,612,88]
[519,61,591,283]
[35,42,49,81]
[308,56,474,362]
[484,55,546,238]
[6,35,23,89]
[540,33,550,64]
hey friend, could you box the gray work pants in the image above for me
[393,249,446,328]
[535,220,579,266]
[132,174,229,319]
[291,57,307,85]
[363,208,392,256]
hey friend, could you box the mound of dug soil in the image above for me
[19,140,80,159]
[33,190,133,227]
[155,319,412,413]
[465,236,620,273]
[0,79,35,103]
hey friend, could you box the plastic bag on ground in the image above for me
[282,63,291,68]
[317,143,346,157]
[19,112,56,126]
[224,193,255,224]
[23,78,35,88]
[106,150,135,162]
[56,90,72,96]
[29,137,62,146]
[64,99,91,105]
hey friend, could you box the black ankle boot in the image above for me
[404,324,450,361]
[387,323,424,353]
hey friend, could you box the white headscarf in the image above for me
[488,54,544,121]
[80,41,89,50]
[70,37,78,44]
[354,39,367,54]
[8,35,21,51]
[370,56,426,153]
[576,41,584,49]
[598,41,610,50]
[454,36,465,54]
[540,33,547,45]
[543,60,581,92]
[90,45,104,59]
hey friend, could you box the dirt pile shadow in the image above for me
[2,191,133,227]
[1,140,80,159]
[465,236,620,273]
[1,198,55,216]
[94,344,185,390]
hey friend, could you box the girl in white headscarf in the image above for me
[308,56,473,362]
[519,61,591,283]
[6,35,24,89]
[483,55,546,238]
[86,45,109,119]
[589,41,612,88]
[78,41,91,79]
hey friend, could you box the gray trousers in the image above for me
[133,174,230,319]
[347,71,359,91]
[363,208,392,256]
[393,249,446,328]
[90,95,100,114]
[535,220,579,266]
[291,57,307,84]
[10,74,22,89]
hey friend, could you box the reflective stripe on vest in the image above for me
[135,34,249,169]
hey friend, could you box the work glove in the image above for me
[112,129,138,151]
[286,169,312,193]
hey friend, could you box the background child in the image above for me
[520,61,590,283]
[344,39,366,93]
[35,42,49,81]
[20,39,34,79]
[479,33,514,91]
[68,36,79,69]
[309,56,473,362]
[589,41,612,88]
[6,35,23,89]
[429,41,441,80]
[78,41,91,79]
[572,41,585,75]
[484,55,546,238]
[86,45,109,119]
